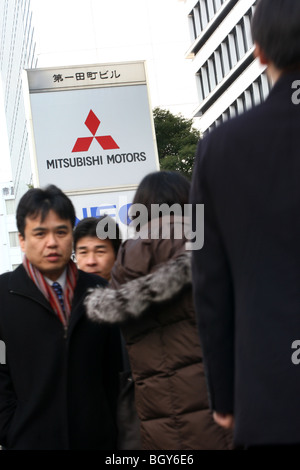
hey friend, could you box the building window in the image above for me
[9,232,19,248]
[189,0,228,39]
[200,64,210,98]
[5,199,15,215]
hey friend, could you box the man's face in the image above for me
[75,236,116,280]
[19,209,73,281]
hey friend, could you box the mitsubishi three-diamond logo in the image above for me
[72,110,119,152]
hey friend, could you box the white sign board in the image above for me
[25,62,159,194]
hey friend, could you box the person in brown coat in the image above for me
[85,171,233,450]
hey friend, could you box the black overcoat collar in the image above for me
[7,265,106,335]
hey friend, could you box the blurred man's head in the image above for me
[17,185,75,281]
[252,0,300,76]
[74,216,122,280]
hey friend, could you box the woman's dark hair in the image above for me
[131,170,191,222]
[73,215,122,257]
[17,185,76,237]
[251,0,300,70]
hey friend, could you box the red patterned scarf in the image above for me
[22,255,78,327]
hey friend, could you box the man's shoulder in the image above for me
[195,100,270,171]
[0,265,25,288]
[0,271,11,289]
[77,269,108,288]
[206,100,268,143]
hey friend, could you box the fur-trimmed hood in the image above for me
[84,252,192,324]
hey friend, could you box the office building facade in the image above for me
[185,0,271,133]
[0,0,37,202]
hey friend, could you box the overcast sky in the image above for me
[31,0,197,115]
[0,0,198,183]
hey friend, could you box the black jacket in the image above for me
[0,265,122,449]
[190,72,300,447]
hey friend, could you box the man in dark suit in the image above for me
[0,185,122,449]
[73,215,142,450]
[190,0,300,449]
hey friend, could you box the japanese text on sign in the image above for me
[53,69,121,83]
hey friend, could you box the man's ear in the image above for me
[18,233,26,252]
[254,43,269,65]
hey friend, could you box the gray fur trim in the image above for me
[84,252,191,324]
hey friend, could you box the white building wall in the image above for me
[0,198,10,273]
[0,183,22,274]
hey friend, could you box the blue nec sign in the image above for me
[75,203,132,226]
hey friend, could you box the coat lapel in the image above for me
[67,270,107,335]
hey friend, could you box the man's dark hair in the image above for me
[251,0,300,70]
[131,170,190,221]
[17,185,76,237]
[73,215,122,257]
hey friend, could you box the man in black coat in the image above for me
[0,185,122,449]
[73,216,141,450]
[190,0,300,449]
